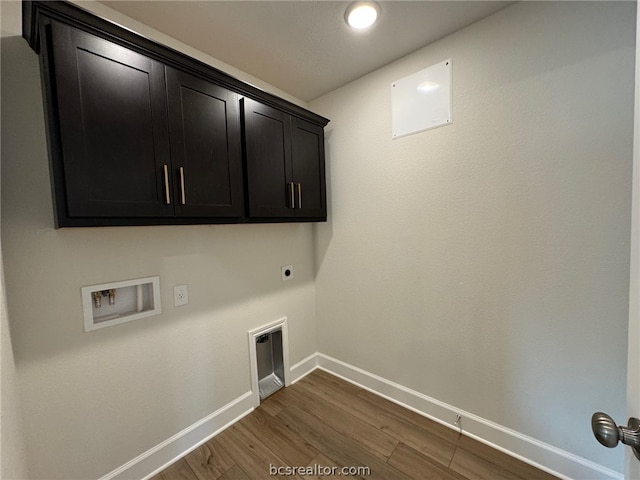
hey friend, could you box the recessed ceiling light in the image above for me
[345,2,380,30]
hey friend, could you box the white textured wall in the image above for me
[311,1,635,473]
[0,243,27,480]
[1,3,29,479]
[1,3,317,479]
[3,1,636,478]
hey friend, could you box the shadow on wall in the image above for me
[313,127,334,276]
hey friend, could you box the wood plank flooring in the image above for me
[151,370,558,480]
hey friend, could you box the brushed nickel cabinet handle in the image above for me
[179,166,186,205]
[163,164,171,205]
[289,182,295,209]
[296,182,302,209]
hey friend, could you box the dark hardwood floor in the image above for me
[151,370,558,480]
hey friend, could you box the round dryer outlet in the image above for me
[281,265,294,281]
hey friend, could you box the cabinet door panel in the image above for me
[51,21,172,218]
[242,98,293,218]
[291,118,326,218]
[166,68,243,217]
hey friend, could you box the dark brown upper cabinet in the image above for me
[166,67,243,218]
[291,116,327,219]
[243,98,326,220]
[23,0,329,227]
[50,21,174,220]
[44,22,243,225]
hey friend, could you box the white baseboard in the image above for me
[289,352,319,384]
[316,353,623,480]
[97,352,622,480]
[98,391,255,480]
[98,352,319,480]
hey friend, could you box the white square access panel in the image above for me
[81,276,161,331]
[391,58,452,139]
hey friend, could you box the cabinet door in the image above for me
[50,21,172,218]
[166,68,243,217]
[242,98,294,218]
[291,118,326,219]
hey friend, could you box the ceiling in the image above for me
[101,1,511,102]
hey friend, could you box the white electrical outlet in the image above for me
[281,265,294,281]
[174,285,189,306]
